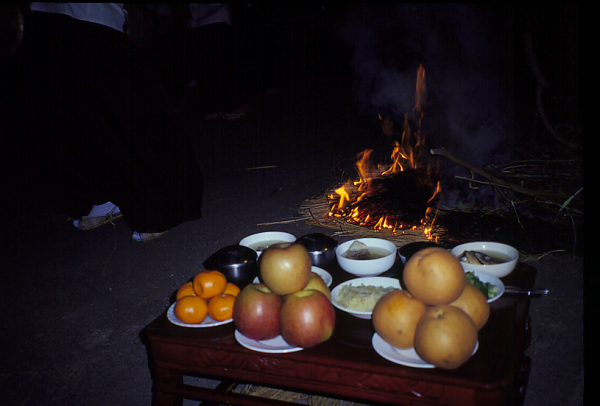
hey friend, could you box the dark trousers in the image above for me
[20,12,204,232]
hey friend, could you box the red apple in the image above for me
[233,283,282,341]
[260,243,312,296]
[280,289,335,348]
[283,272,331,301]
[302,272,331,301]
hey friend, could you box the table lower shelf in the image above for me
[148,335,531,406]
[151,358,530,406]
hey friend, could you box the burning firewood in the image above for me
[329,168,436,228]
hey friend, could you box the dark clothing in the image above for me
[187,21,244,113]
[21,12,203,232]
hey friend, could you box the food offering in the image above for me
[168,270,240,328]
[233,283,283,341]
[448,282,490,331]
[299,271,332,301]
[280,289,335,349]
[459,250,510,265]
[343,240,392,260]
[259,242,312,296]
[465,271,499,300]
[372,247,490,369]
[372,290,427,349]
[234,243,335,350]
[331,276,401,319]
[402,247,466,305]
[239,231,296,257]
[413,305,478,369]
[335,238,397,277]
[337,284,395,312]
[450,241,519,278]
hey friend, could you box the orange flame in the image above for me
[328,64,441,239]
[333,185,350,210]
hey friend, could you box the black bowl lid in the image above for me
[295,233,338,252]
[203,244,257,269]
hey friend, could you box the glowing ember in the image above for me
[328,64,441,239]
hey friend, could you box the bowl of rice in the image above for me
[331,277,401,319]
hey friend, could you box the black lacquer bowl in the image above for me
[295,233,339,268]
[203,244,258,288]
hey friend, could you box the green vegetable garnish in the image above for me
[465,271,497,299]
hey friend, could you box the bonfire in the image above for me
[296,52,582,254]
[299,64,447,245]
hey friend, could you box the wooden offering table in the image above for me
[144,257,535,406]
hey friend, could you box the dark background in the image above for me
[0,4,584,406]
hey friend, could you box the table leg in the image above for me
[200,379,236,406]
[514,356,531,406]
[152,366,184,406]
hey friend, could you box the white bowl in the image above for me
[311,266,333,287]
[451,242,519,278]
[331,277,401,319]
[465,271,505,303]
[239,231,296,257]
[335,238,397,276]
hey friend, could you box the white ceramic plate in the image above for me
[466,271,505,303]
[372,333,479,369]
[331,277,401,319]
[235,330,303,353]
[252,266,333,287]
[166,302,233,328]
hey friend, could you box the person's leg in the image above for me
[24,12,113,220]
[94,34,204,234]
[25,12,204,236]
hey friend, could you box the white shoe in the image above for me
[132,231,167,242]
[73,202,122,230]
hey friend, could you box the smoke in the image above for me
[337,4,518,204]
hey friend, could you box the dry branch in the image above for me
[430,148,553,196]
